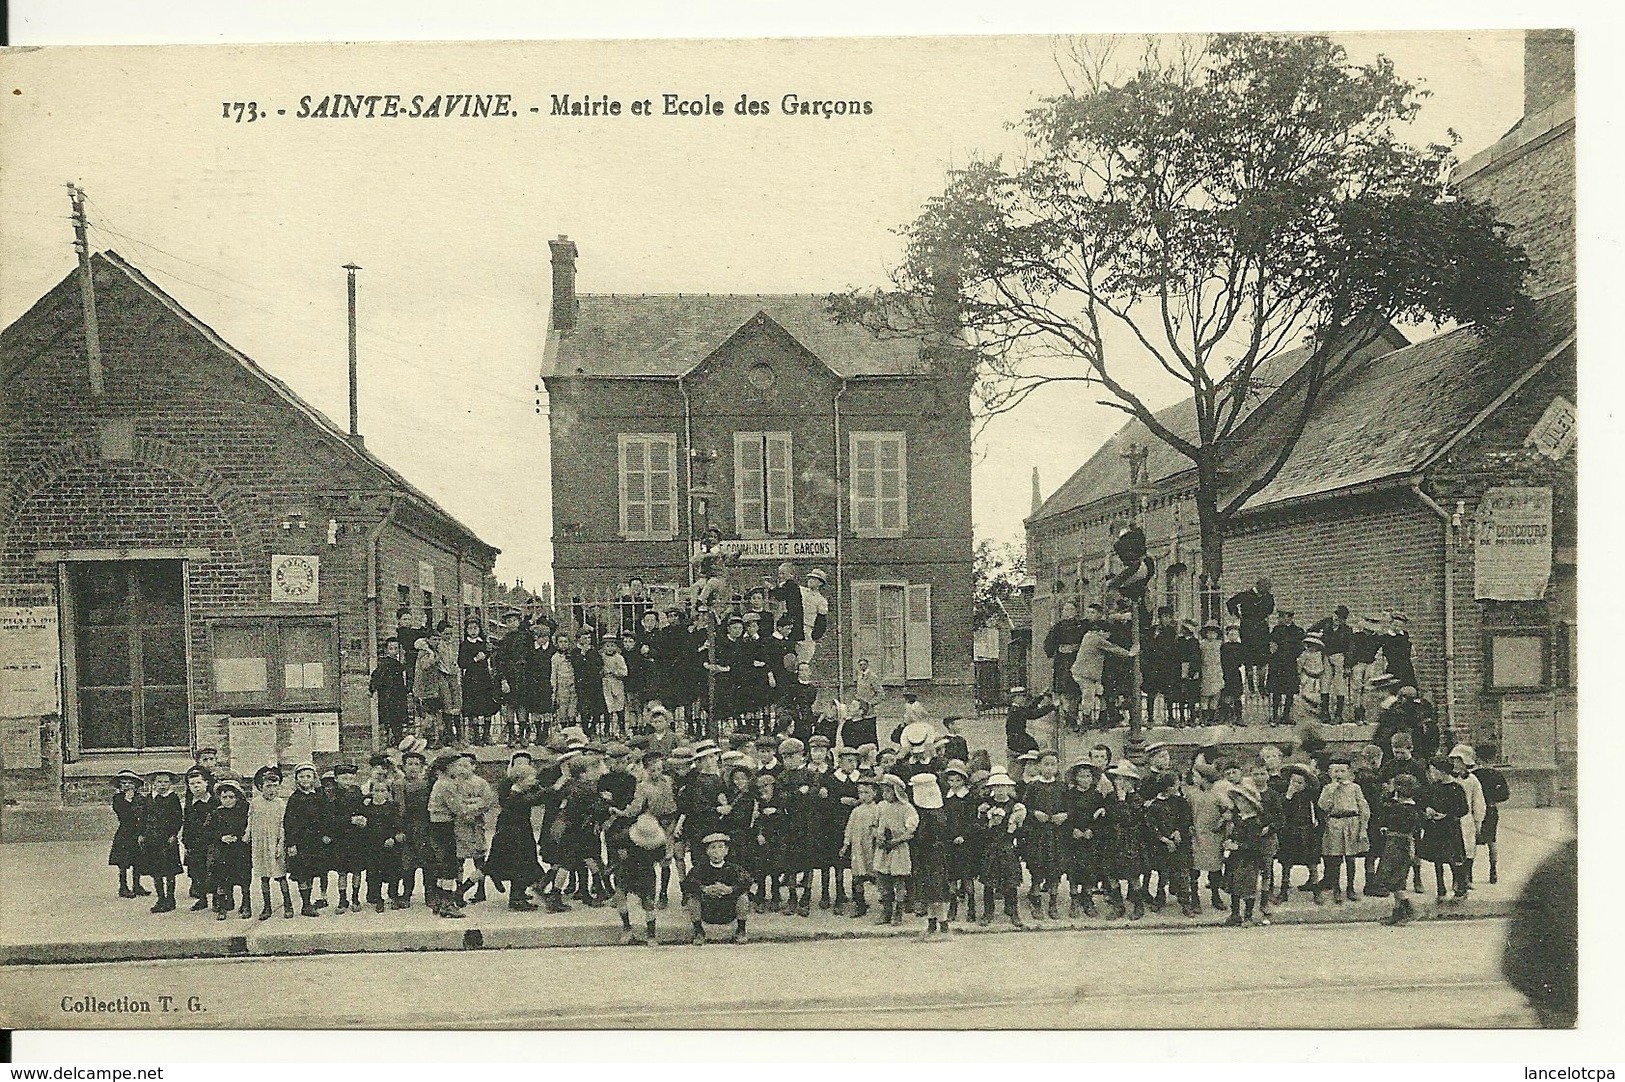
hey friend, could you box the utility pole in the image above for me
[343,264,362,441]
[1122,442,1149,759]
[66,183,104,396]
[689,449,721,741]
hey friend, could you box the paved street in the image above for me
[0,917,1537,1029]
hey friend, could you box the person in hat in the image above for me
[411,637,453,749]
[1173,619,1201,727]
[1020,749,1067,921]
[675,739,727,893]
[109,769,148,898]
[1224,578,1275,699]
[1296,632,1327,722]
[493,612,532,747]
[1368,674,1413,749]
[1043,600,1090,728]
[572,628,607,739]
[601,747,664,944]
[1003,687,1052,758]
[1347,615,1384,722]
[1184,759,1227,912]
[1447,745,1487,894]
[1220,622,1246,724]
[1374,773,1425,925]
[908,773,952,935]
[1317,757,1370,903]
[854,657,884,723]
[774,737,819,916]
[180,767,217,911]
[485,752,547,911]
[1097,761,1148,920]
[395,747,433,909]
[1194,621,1224,724]
[424,753,469,918]
[1379,612,1416,690]
[358,765,405,913]
[459,616,500,747]
[683,832,752,944]
[327,764,370,914]
[1274,763,1323,905]
[370,636,413,748]
[1266,609,1305,725]
[208,778,252,920]
[137,769,185,913]
[283,763,331,917]
[637,747,681,908]
[840,773,883,918]
[1059,759,1106,918]
[1222,778,1270,926]
[599,637,630,738]
[1420,757,1470,902]
[812,737,855,913]
[1139,605,1180,727]
[871,773,919,925]
[976,771,1027,927]
[1471,742,1511,885]
[246,766,294,920]
[1307,606,1353,722]
[1142,772,1196,917]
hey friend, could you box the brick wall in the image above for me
[1458,116,1575,297]
[1227,493,1446,695]
[2,259,493,794]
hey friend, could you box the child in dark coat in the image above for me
[943,761,980,922]
[1142,773,1196,916]
[284,763,332,917]
[1420,757,1470,902]
[208,779,252,919]
[1275,766,1323,904]
[138,769,184,913]
[360,778,405,912]
[180,768,216,910]
[328,765,369,913]
[109,769,147,898]
[1376,773,1425,925]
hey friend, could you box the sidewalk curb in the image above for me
[0,895,1514,966]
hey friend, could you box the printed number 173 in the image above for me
[222,102,261,122]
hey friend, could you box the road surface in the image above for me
[1,916,1537,1029]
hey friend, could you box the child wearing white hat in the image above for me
[976,772,1028,928]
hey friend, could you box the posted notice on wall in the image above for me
[1500,696,1557,768]
[1473,486,1552,601]
[0,605,61,719]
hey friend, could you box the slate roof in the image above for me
[541,293,929,379]
[1239,287,1576,511]
[1028,338,1360,524]
[2,252,499,560]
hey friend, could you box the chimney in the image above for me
[1031,467,1043,516]
[1524,29,1575,118]
[549,235,579,332]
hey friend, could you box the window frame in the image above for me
[1483,626,1551,692]
[733,430,794,538]
[617,432,680,541]
[207,616,341,711]
[848,431,908,539]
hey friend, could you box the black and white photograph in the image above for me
[0,14,1592,1044]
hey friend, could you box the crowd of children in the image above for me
[105,710,1511,939]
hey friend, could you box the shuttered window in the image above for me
[734,432,793,536]
[850,432,907,538]
[618,433,679,541]
[852,579,933,683]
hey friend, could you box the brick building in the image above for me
[0,252,497,806]
[1026,31,1576,795]
[540,238,975,702]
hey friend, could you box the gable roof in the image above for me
[1027,330,1405,526]
[2,251,498,560]
[541,293,929,380]
[1238,287,1576,512]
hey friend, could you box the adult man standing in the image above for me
[1042,601,1088,727]
[1225,578,1276,699]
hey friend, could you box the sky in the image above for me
[0,32,1524,584]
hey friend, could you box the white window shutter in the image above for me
[735,433,764,535]
[853,581,883,681]
[905,582,933,680]
[651,436,676,538]
[766,432,792,533]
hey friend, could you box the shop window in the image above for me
[210,618,340,710]
[69,560,189,752]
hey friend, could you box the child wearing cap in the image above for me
[329,765,368,914]
[284,764,332,918]
[753,772,787,912]
[1420,757,1469,903]
[683,833,752,945]
[1220,624,1246,725]
[976,772,1028,927]
[1275,765,1323,905]
[208,779,252,919]
[247,767,294,920]
[1471,743,1510,885]
[1317,758,1370,903]
[805,736,848,912]
[180,768,216,911]
[1448,745,1487,893]
[638,750,680,907]
[775,738,817,916]
[1099,764,1148,920]
[1222,780,1269,926]
[397,749,433,908]
[1061,760,1107,918]
[942,762,980,923]
[138,770,184,913]
[841,775,882,919]
[1143,773,1196,917]
[109,770,147,898]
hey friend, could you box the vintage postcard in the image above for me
[0,29,1578,1032]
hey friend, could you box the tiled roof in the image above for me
[541,293,929,379]
[1029,339,1341,524]
[1239,288,1576,511]
[2,252,499,559]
